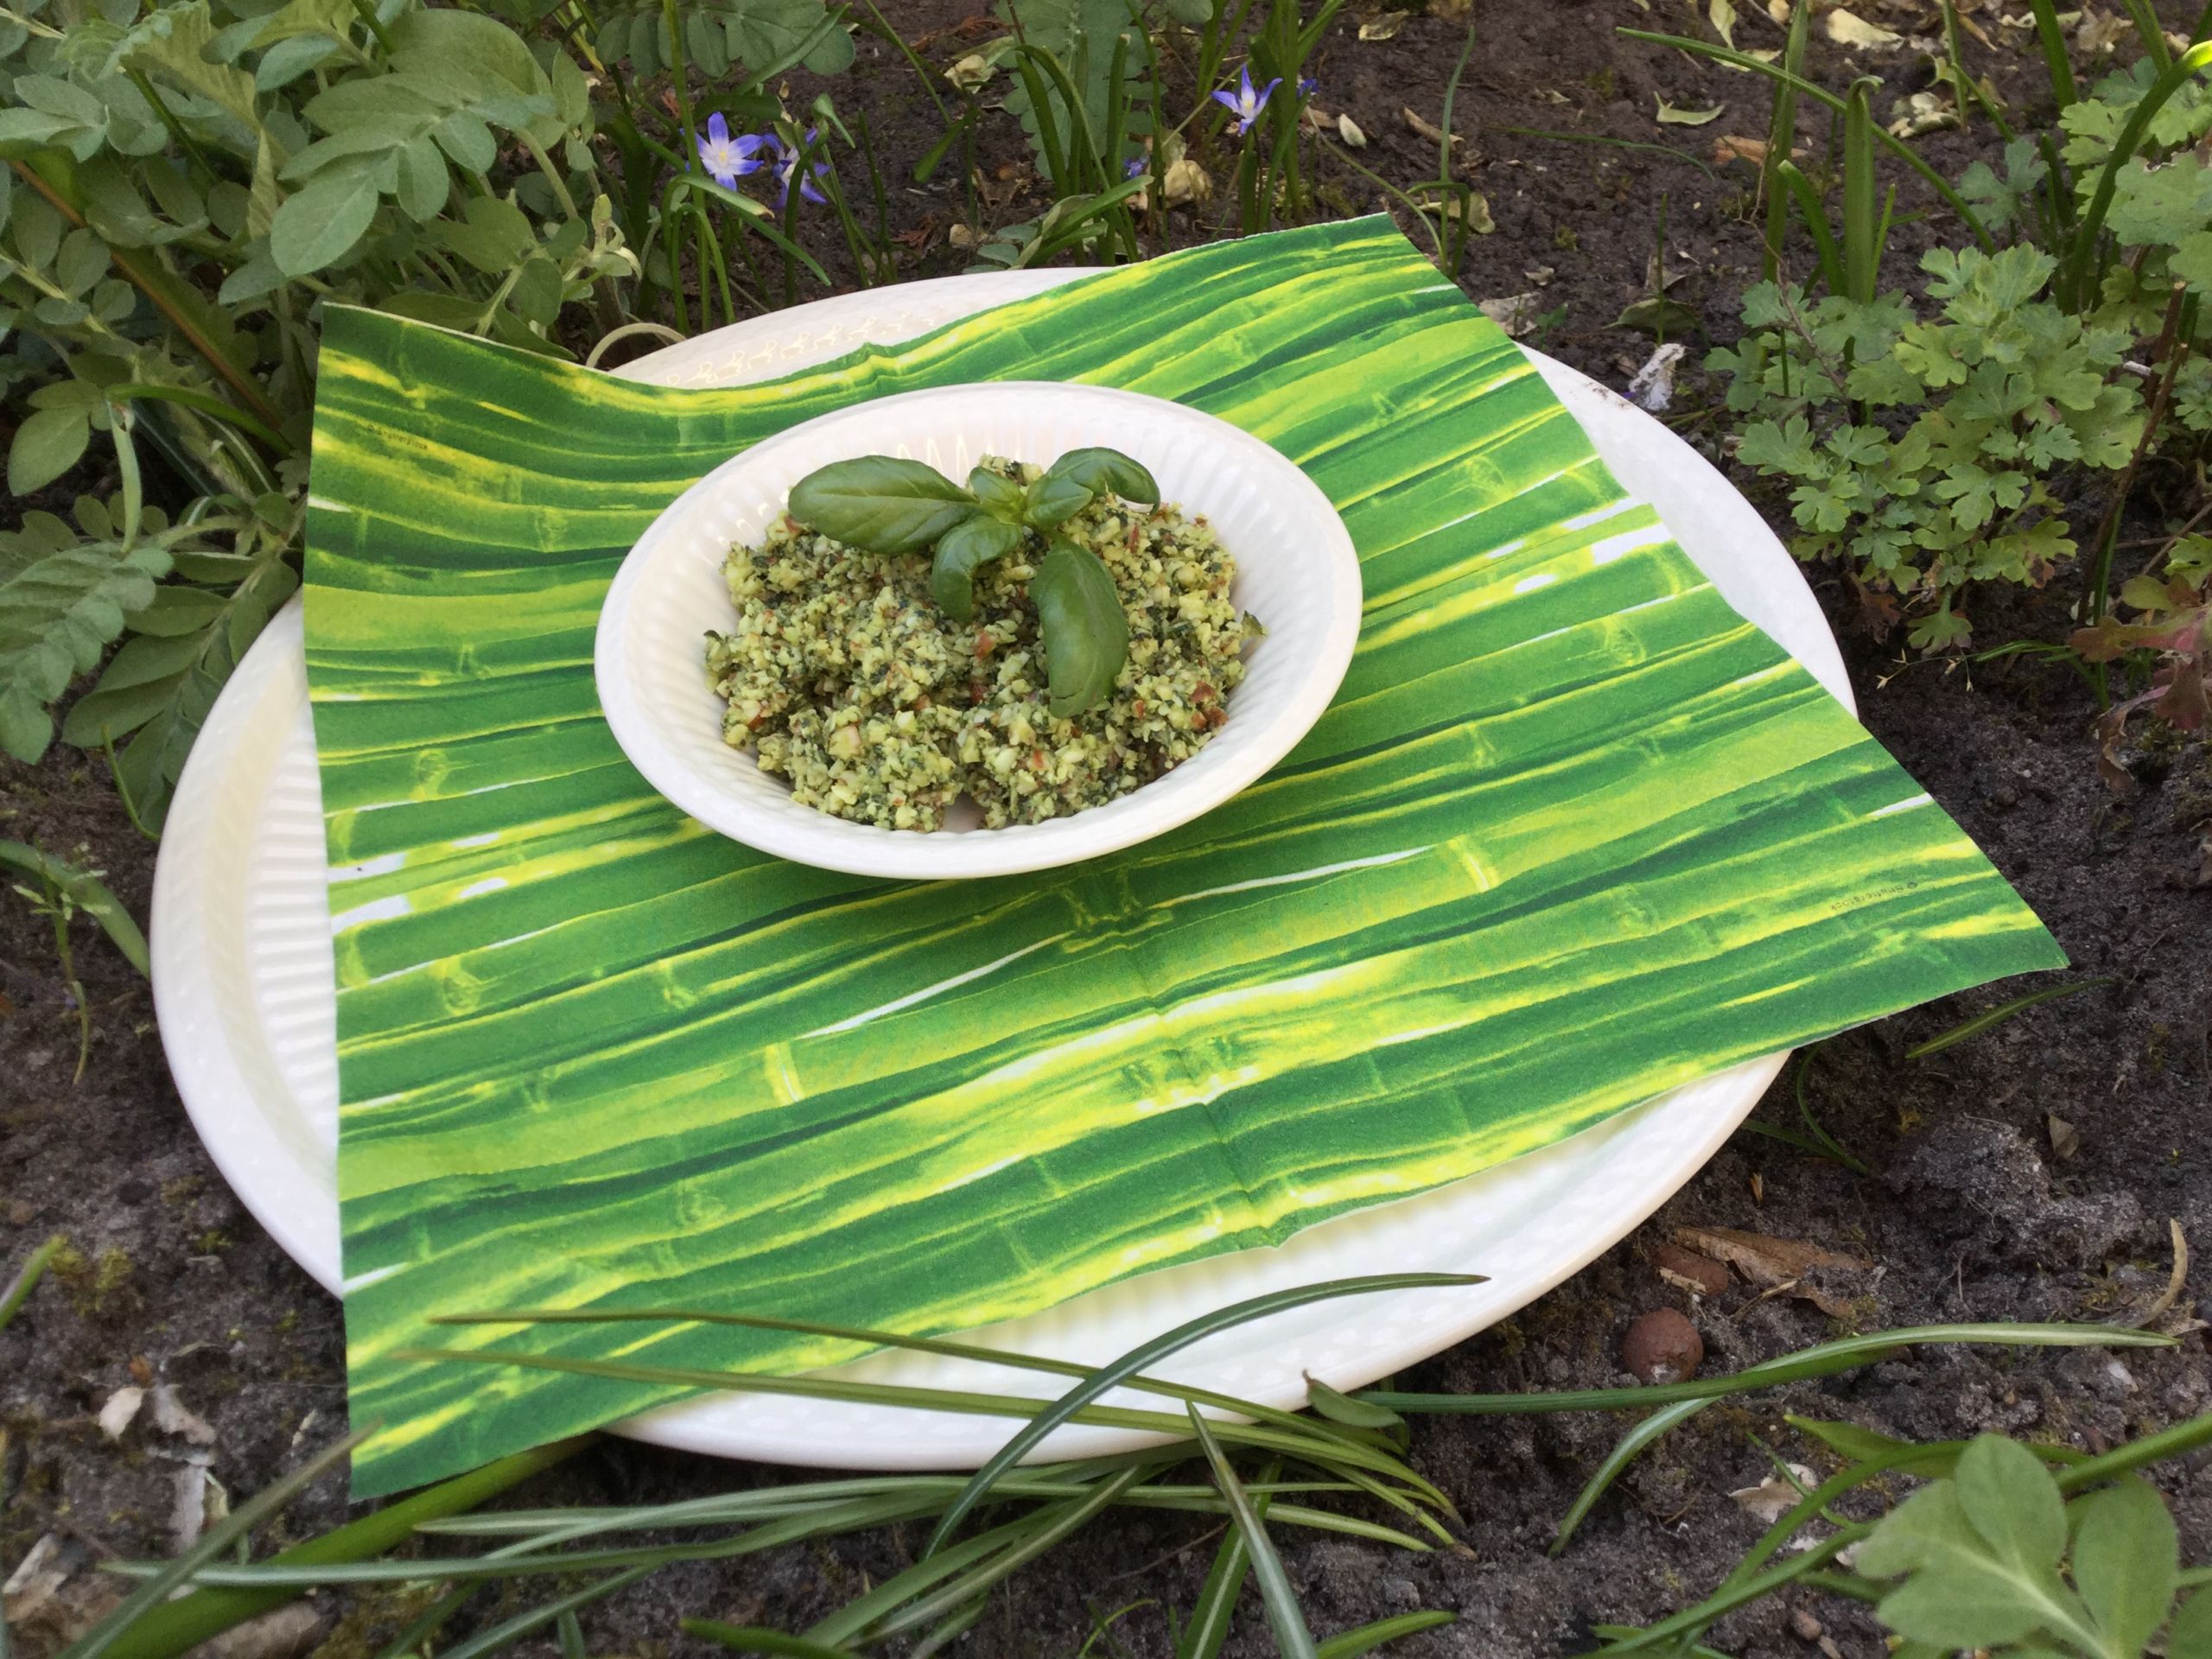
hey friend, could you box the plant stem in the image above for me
[2087,283,2194,623]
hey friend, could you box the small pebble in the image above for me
[1789,1607,1823,1643]
[1621,1308,1704,1385]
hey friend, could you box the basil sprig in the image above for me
[781,447,1160,715]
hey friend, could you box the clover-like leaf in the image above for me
[930,514,1021,624]
[787,456,979,554]
[1033,539,1128,719]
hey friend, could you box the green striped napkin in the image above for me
[304,219,2063,1497]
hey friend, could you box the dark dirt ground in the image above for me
[5,1,2212,1655]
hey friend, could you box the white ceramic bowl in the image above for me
[595,381,1363,880]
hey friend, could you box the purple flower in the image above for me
[769,128,831,208]
[695,111,768,190]
[1297,76,1316,98]
[1211,64,1281,136]
[1124,156,1146,178]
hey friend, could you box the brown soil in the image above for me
[5,3,2210,1656]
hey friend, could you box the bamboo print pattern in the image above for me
[305,219,2063,1497]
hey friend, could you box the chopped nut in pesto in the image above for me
[705,457,1249,831]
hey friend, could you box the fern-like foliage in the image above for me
[0,502,177,765]
[591,0,852,86]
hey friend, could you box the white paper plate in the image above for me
[597,381,1362,878]
[150,271,1853,1471]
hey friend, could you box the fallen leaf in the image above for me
[1338,112,1367,146]
[151,1384,217,1446]
[1359,10,1409,40]
[1612,295,1701,337]
[1403,106,1463,149]
[171,1465,210,1553]
[1826,6,1902,47]
[891,221,936,252]
[1416,189,1494,233]
[98,1385,145,1440]
[1656,96,1726,125]
[1729,1463,1820,1523]
[2077,9,2133,54]
[2,1535,71,1618]
[1750,1169,1766,1204]
[1889,89,1957,136]
[1766,0,1789,20]
[1675,1225,1872,1283]
[1163,156,1212,207]
[1713,134,1769,165]
[945,222,977,249]
[129,1354,153,1386]
[2133,1219,2189,1328]
[1479,291,1547,336]
[2047,1113,2080,1160]
[1652,1240,1731,1296]
[199,1605,327,1659]
[1709,0,1738,46]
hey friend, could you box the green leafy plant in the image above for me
[786,447,1158,715]
[0,0,861,828]
[1,836,149,1077]
[1852,1434,2207,1659]
[1711,246,2145,649]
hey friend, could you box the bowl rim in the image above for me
[594,380,1363,880]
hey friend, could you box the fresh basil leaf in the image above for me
[1023,470,1094,531]
[931,514,1021,623]
[788,455,977,554]
[1033,539,1128,719]
[968,465,1027,524]
[1040,445,1160,505]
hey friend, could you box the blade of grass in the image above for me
[99,1439,587,1659]
[435,1568,648,1659]
[370,1586,476,1659]
[807,1506,1075,1646]
[1177,1464,1274,1659]
[1590,1530,1862,1654]
[1759,0,1810,279]
[1904,977,2113,1058]
[2063,42,2212,308]
[923,1272,1483,1557]
[396,1345,1437,1490]
[871,1469,1147,1642]
[2055,1407,2212,1490]
[60,1431,366,1659]
[1488,127,1717,181]
[1190,1408,1317,1659]
[911,1599,987,1659]
[435,1306,1389,1455]
[1842,77,1878,305]
[1316,1611,1457,1658]
[1618,29,1994,251]
[556,1610,587,1659]
[1776,162,1846,296]
[1363,1322,2171,1413]
[0,1236,64,1335]
[2121,0,2174,70]
[1551,1397,1714,1553]
[421,1477,1368,1540]
[683,1622,861,1658]
[2028,0,2079,106]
